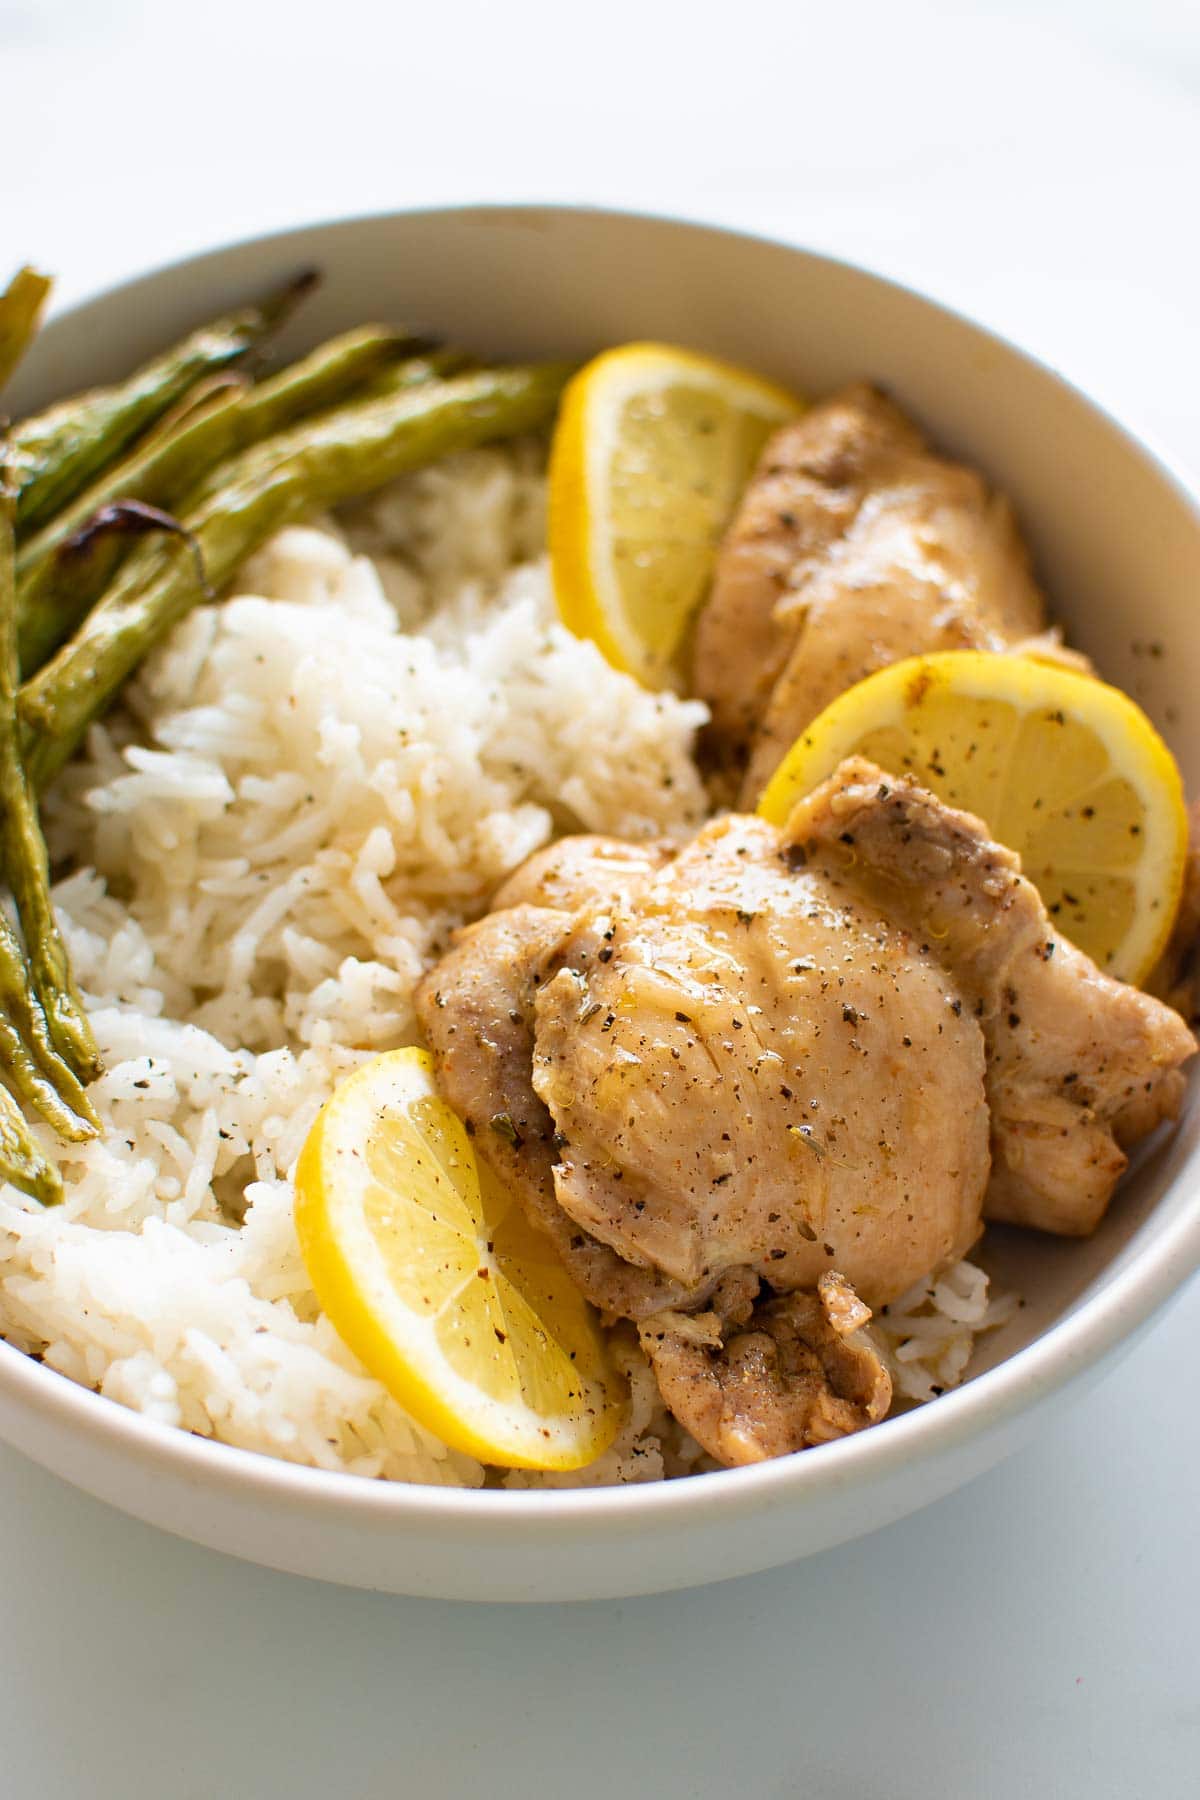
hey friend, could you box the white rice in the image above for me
[0,441,1010,1486]
[872,1259,1020,1405]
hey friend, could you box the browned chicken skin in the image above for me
[640,1272,892,1465]
[531,810,989,1305]
[791,760,1196,1235]
[417,769,1194,1468]
[691,384,1048,804]
[491,834,678,915]
[417,830,905,1461]
[416,840,694,1320]
[413,385,1197,1469]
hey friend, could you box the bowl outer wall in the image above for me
[1,204,1198,1601]
[0,1300,1163,1601]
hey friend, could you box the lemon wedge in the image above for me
[549,342,801,686]
[295,1047,624,1470]
[757,651,1187,984]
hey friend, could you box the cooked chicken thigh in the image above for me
[492,833,677,915]
[531,810,990,1306]
[640,1272,892,1465]
[415,838,692,1320]
[417,771,1193,1466]
[691,384,1047,804]
[418,830,903,1460]
[789,759,1196,1234]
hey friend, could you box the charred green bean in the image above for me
[20,362,572,788]
[0,464,101,1105]
[15,327,421,674]
[0,1079,61,1206]
[9,270,317,535]
[15,382,246,673]
[0,913,98,1139]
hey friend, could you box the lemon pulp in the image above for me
[295,1047,624,1470]
[757,651,1187,983]
[549,342,801,686]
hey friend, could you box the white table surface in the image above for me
[2,3,1198,1794]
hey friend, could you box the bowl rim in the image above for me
[3,199,1199,1533]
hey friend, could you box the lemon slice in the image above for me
[757,651,1187,983]
[295,1047,624,1470]
[549,342,802,686]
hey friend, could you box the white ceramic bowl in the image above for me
[2,206,1198,1603]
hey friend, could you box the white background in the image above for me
[1,2,1198,1794]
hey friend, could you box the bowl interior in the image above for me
[5,205,1199,1432]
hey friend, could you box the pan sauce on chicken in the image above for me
[417,386,1197,1470]
[691,383,1054,805]
[417,765,1193,1467]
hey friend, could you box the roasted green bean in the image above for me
[178,341,470,513]
[15,382,246,674]
[0,464,101,1086]
[15,327,420,674]
[356,346,475,400]
[0,267,51,396]
[0,1079,61,1206]
[9,270,317,536]
[234,324,424,442]
[20,363,572,788]
[0,921,98,1138]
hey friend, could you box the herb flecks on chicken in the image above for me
[794,759,1196,1236]
[417,765,1194,1469]
[691,383,1050,805]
